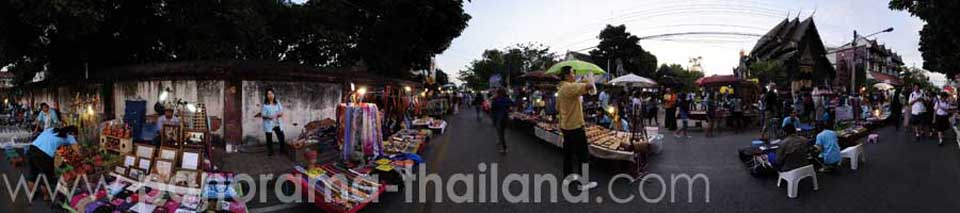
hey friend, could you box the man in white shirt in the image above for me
[908,85,926,137]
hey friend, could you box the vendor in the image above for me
[781,110,801,130]
[35,103,60,132]
[257,88,286,156]
[154,107,180,146]
[26,126,79,203]
[157,107,180,131]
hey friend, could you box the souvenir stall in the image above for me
[51,95,250,212]
[59,143,248,213]
[510,71,561,130]
[285,101,390,213]
[690,75,762,129]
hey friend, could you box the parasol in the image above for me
[546,60,606,75]
[607,74,658,88]
[873,82,894,90]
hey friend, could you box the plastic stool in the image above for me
[867,134,879,143]
[840,144,866,170]
[777,164,818,198]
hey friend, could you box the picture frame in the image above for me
[170,169,201,188]
[181,129,207,149]
[123,155,137,167]
[135,144,156,158]
[158,146,179,161]
[152,159,175,183]
[127,168,147,181]
[161,125,181,148]
[113,166,128,175]
[137,157,153,172]
[179,149,203,171]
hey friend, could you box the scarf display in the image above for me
[337,103,384,162]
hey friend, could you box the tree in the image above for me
[0,0,471,85]
[589,25,658,77]
[900,66,935,91]
[457,43,557,90]
[655,64,702,92]
[749,60,788,87]
[435,69,449,86]
[889,0,960,78]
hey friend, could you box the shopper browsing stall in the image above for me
[257,88,286,156]
[34,103,60,132]
[556,66,598,191]
[26,126,78,203]
[814,122,840,172]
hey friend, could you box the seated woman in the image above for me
[814,122,841,172]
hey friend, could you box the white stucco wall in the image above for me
[241,81,341,143]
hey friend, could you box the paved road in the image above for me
[301,108,959,212]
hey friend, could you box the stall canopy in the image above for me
[696,75,739,86]
[869,72,903,85]
[873,82,894,90]
[608,74,658,88]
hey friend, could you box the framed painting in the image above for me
[158,146,179,161]
[179,149,203,171]
[135,144,156,158]
[170,169,201,188]
[181,130,207,149]
[152,159,175,183]
[160,125,181,148]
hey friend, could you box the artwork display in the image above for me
[153,159,175,183]
[135,144,156,158]
[127,168,146,180]
[171,169,200,188]
[161,125,181,148]
[159,147,178,161]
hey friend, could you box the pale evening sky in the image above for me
[431,0,943,85]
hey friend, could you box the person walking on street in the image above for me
[473,92,484,122]
[890,88,903,131]
[491,88,514,153]
[909,85,926,138]
[664,88,678,131]
[674,93,691,138]
[556,66,598,191]
[933,92,954,145]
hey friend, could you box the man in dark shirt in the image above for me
[491,88,514,154]
[775,124,813,172]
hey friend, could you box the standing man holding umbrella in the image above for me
[556,66,598,191]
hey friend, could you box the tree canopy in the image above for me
[655,64,702,92]
[889,0,960,79]
[457,43,557,90]
[0,0,470,85]
[589,24,657,77]
[749,60,788,87]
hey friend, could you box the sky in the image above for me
[434,0,944,85]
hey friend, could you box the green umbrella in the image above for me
[545,60,606,75]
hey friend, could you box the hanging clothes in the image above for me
[337,103,384,162]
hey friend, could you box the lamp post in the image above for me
[850,27,894,95]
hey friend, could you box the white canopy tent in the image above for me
[607,74,658,88]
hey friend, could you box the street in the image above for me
[280,109,960,212]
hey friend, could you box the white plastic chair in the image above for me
[777,164,818,198]
[840,144,866,170]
